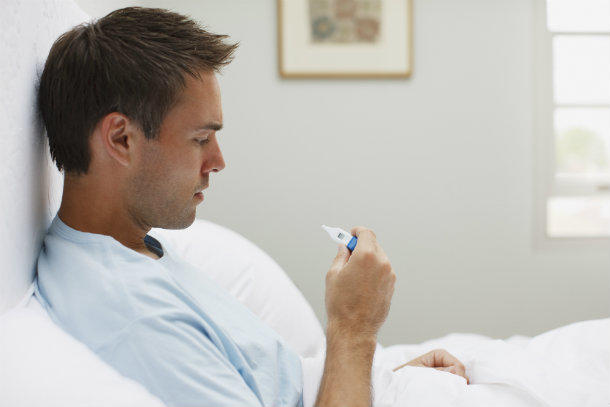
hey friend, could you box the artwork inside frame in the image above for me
[278,0,413,78]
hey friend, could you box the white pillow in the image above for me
[150,219,326,358]
[0,286,166,407]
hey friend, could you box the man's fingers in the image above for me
[349,226,380,256]
[398,349,470,384]
[432,349,463,370]
[435,366,469,383]
[330,244,350,272]
[350,227,378,247]
[350,226,375,239]
[431,349,469,384]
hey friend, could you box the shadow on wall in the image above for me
[0,0,86,313]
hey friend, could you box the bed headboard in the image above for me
[0,0,88,314]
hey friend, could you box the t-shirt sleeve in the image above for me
[96,313,264,407]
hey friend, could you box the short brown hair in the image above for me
[38,7,237,175]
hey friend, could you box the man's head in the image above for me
[38,7,237,229]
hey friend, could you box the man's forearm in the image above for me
[314,323,377,407]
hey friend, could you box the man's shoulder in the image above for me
[36,230,173,318]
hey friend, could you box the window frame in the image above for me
[532,0,610,248]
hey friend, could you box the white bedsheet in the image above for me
[302,319,610,407]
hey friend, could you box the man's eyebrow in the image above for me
[194,122,223,132]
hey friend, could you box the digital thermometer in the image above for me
[321,225,358,251]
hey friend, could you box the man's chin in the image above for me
[154,209,197,230]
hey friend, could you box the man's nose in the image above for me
[205,137,225,173]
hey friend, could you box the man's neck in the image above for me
[58,176,159,260]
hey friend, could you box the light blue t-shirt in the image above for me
[35,215,303,407]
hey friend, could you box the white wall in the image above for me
[75,0,610,344]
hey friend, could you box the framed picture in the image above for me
[277,0,413,78]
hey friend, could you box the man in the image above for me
[35,7,467,407]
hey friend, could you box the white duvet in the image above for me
[302,319,610,407]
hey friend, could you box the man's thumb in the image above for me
[331,244,350,271]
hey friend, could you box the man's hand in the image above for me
[325,226,396,336]
[315,227,396,407]
[393,349,469,383]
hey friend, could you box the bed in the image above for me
[0,0,608,406]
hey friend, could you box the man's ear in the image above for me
[96,112,140,169]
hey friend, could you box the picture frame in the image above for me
[277,0,413,79]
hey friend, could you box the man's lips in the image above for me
[194,185,208,200]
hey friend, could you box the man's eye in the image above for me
[196,139,209,145]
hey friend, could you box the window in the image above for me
[536,0,610,238]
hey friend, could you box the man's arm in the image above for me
[314,323,377,407]
[315,227,395,407]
